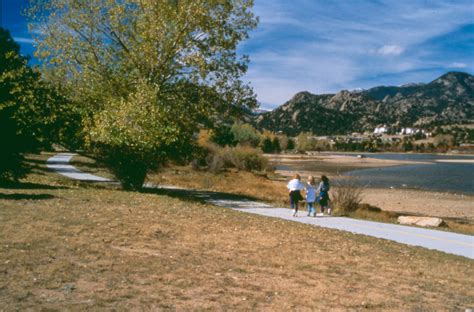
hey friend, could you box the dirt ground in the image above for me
[0,153,473,310]
[362,188,474,220]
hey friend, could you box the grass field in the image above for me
[1,153,472,310]
[71,153,474,235]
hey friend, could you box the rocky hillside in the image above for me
[255,72,474,135]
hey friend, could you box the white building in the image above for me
[374,125,389,134]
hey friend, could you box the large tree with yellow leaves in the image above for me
[29,0,258,189]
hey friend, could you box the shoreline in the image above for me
[267,153,474,220]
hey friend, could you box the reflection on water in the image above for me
[343,153,474,195]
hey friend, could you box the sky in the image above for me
[2,0,473,109]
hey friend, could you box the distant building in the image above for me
[374,125,389,134]
[399,127,419,135]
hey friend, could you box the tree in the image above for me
[231,122,261,147]
[287,138,295,150]
[210,124,236,147]
[29,0,258,189]
[260,136,273,153]
[271,137,281,153]
[296,132,316,153]
[0,27,67,183]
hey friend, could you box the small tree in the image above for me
[296,132,316,153]
[261,136,274,153]
[287,138,295,150]
[231,122,261,147]
[210,124,236,147]
[272,137,281,153]
[278,134,289,150]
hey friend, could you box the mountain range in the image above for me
[254,71,474,136]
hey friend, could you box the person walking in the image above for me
[317,175,331,215]
[287,174,304,217]
[305,176,317,217]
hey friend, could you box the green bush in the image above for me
[96,145,148,190]
[231,123,261,147]
[210,124,236,147]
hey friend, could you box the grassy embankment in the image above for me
[0,152,473,310]
[72,154,474,234]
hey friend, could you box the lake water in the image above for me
[342,153,474,195]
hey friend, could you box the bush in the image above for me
[98,146,148,190]
[210,124,236,147]
[296,132,317,152]
[231,122,261,147]
[199,143,267,172]
[332,180,363,214]
[227,145,268,171]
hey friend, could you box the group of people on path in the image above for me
[287,174,330,217]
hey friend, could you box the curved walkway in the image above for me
[47,153,112,182]
[47,153,474,259]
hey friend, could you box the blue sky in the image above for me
[2,0,473,109]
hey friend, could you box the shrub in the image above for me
[210,124,236,147]
[200,144,267,172]
[231,122,261,147]
[296,132,317,152]
[97,146,148,190]
[227,145,268,171]
[331,180,363,214]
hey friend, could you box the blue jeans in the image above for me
[307,202,315,215]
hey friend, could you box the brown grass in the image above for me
[0,153,473,310]
[71,154,474,234]
[147,166,288,206]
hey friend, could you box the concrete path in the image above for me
[46,153,112,182]
[47,153,474,259]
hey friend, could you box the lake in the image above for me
[342,153,474,195]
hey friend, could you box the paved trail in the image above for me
[47,153,474,259]
[47,153,111,182]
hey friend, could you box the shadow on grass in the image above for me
[140,185,263,205]
[0,182,69,190]
[0,193,55,200]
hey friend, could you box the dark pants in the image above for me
[289,190,302,211]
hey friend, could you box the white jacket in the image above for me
[287,179,305,191]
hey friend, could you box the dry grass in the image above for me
[0,153,473,310]
[71,154,474,234]
[146,166,289,207]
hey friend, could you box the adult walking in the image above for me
[287,174,305,217]
[318,175,331,215]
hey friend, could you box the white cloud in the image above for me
[242,0,474,108]
[377,45,404,56]
[449,62,467,69]
[13,37,35,44]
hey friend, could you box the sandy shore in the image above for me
[268,153,474,220]
[361,188,474,220]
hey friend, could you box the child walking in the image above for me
[305,176,317,217]
[317,175,331,215]
[287,174,304,217]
